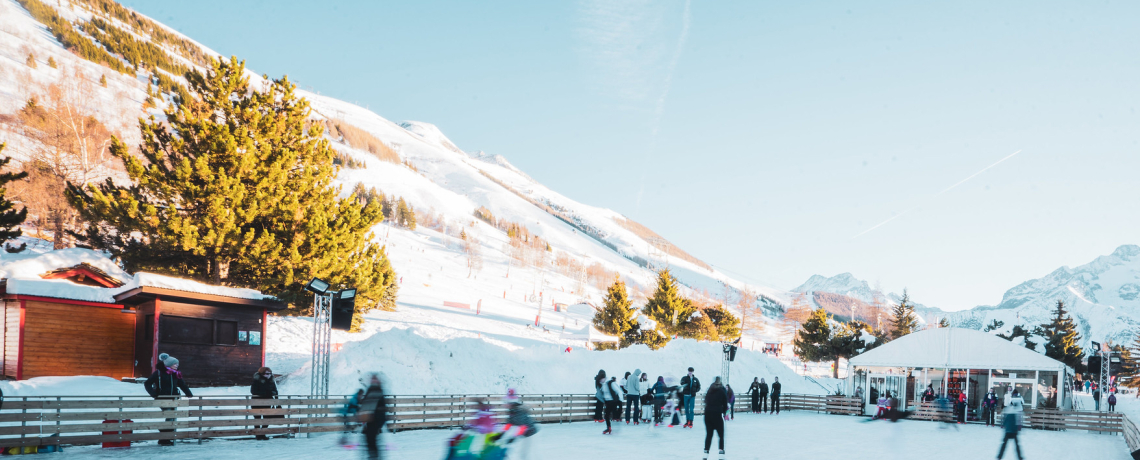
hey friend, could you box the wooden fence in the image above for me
[908,401,1125,434]
[0,392,858,448]
[1122,414,1140,454]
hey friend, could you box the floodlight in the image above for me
[339,288,357,300]
[305,278,330,294]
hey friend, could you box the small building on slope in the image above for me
[0,248,286,386]
[847,327,1072,416]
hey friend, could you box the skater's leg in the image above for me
[1013,434,1022,460]
[704,419,714,451]
[363,423,380,460]
[685,395,696,423]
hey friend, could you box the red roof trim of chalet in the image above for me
[40,263,125,288]
[5,294,124,309]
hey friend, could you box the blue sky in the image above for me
[121,0,1140,311]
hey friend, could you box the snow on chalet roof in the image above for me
[848,327,1067,372]
[0,248,276,305]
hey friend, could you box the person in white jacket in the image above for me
[625,369,642,424]
[602,377,621,434]
[997,390,1025,460]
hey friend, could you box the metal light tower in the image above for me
[1100,344,1110,405]
[305,278,334,397]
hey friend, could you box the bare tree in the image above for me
[463,231,483,278]
[16,68,116,185]
[738,285,766,338]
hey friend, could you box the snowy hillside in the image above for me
[0,0,818,397]
[948,244,1140,349]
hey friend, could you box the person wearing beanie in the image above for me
[359,374,387,460]
[144,353,193,446]
[505,388,537,460]
[251,367,279,440]
[702,376,729,459]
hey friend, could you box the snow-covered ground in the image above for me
[56,411,1129,460]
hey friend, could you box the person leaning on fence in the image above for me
[359,374,388,460]
[250,367,279,440]
[144,353,192,446]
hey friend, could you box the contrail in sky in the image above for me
[852,149,1023,239]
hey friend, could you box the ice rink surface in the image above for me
[60,410,1128,460]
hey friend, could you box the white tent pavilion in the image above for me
[847,328,1073,417]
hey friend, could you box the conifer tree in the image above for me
[703,304,741,340]
[47,56,56,68]
[396,197,416,229]
[829,321,869,378]
[938,317,950,328]
[99,74,107,87]
[889,289,919,339]
[1115,343,1137,390]
[1040,300,1085,372]
[67,57,397,323]
[642,269,696,337]
[793,307,832,363]
[0,144,28,243]
[26,53,36,68]
[593,277,636,348]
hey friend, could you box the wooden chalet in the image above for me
[1,256,286,386]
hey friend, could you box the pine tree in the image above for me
[26,53,36,68]
[67,57,398,324]
[593,277,637,348]
[704,304,741,340]
[396,197,415,229]
[1040,300,1085,372]
[0,144,29,243]
[889,289,919,339]
[793,307,832,363]
[100,74,107,87]
[642,269,696,337]
[1115,343,1137,390]
[938,317,950,328]
[47,56,56,68]
[829,321,869,378]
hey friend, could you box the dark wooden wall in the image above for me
[153,300,264,387]
[133,300,156,378]
[21,301,135,380]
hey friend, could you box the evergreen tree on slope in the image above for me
[1040,300,1085,373]
[0,144,28,244]
[793,308,833,364]
[642,269,696,338]
[889,289,919,340]
[593,277,636,349]
[67,57,397,324]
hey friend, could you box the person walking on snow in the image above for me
[748,378,761,413]
[702,376,730,460]
[602,375,622,434]
[997,390,1024,460]
[144,353,192,446]
[680,367,701,427]
[626,369,643,424]
[770,377,782,414]
[594,370,606,422]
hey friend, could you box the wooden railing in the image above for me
[1122,414,1140,453]
[907,401,1125,434]
[0,392,859,448]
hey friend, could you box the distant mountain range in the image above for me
[794,245,1140,350]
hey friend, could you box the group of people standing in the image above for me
[745,377,782,414]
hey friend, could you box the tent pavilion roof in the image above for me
[849,327,1067,372]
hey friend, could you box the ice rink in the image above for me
[60,410,1129,460]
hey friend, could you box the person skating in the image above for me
[770,376,782,414]
[504,389,538,460]
[609,377,624,422]
[144,353,192,446]
[250,367,279,440]
[983,389,999,426]
[360,374,388,460]
[997,390,1024,460]
[748,378,761,413]
[758,378,769,413]
[594,370,606,422]
[602,374,621,434]
[651,376,668,425]
[702,376,729,460]
[725,385,735,420]
[1094,387,1102,411]
[1109,392,1118,412]
[626,369,643,424]
[680,367,701,428]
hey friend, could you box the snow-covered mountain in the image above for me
[792,273,936,325]
[795,246,1140,350]
[948,244,1140,349]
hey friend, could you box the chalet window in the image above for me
[161,316,214,345]
[159,315,242,346]
[215,320,238,346]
